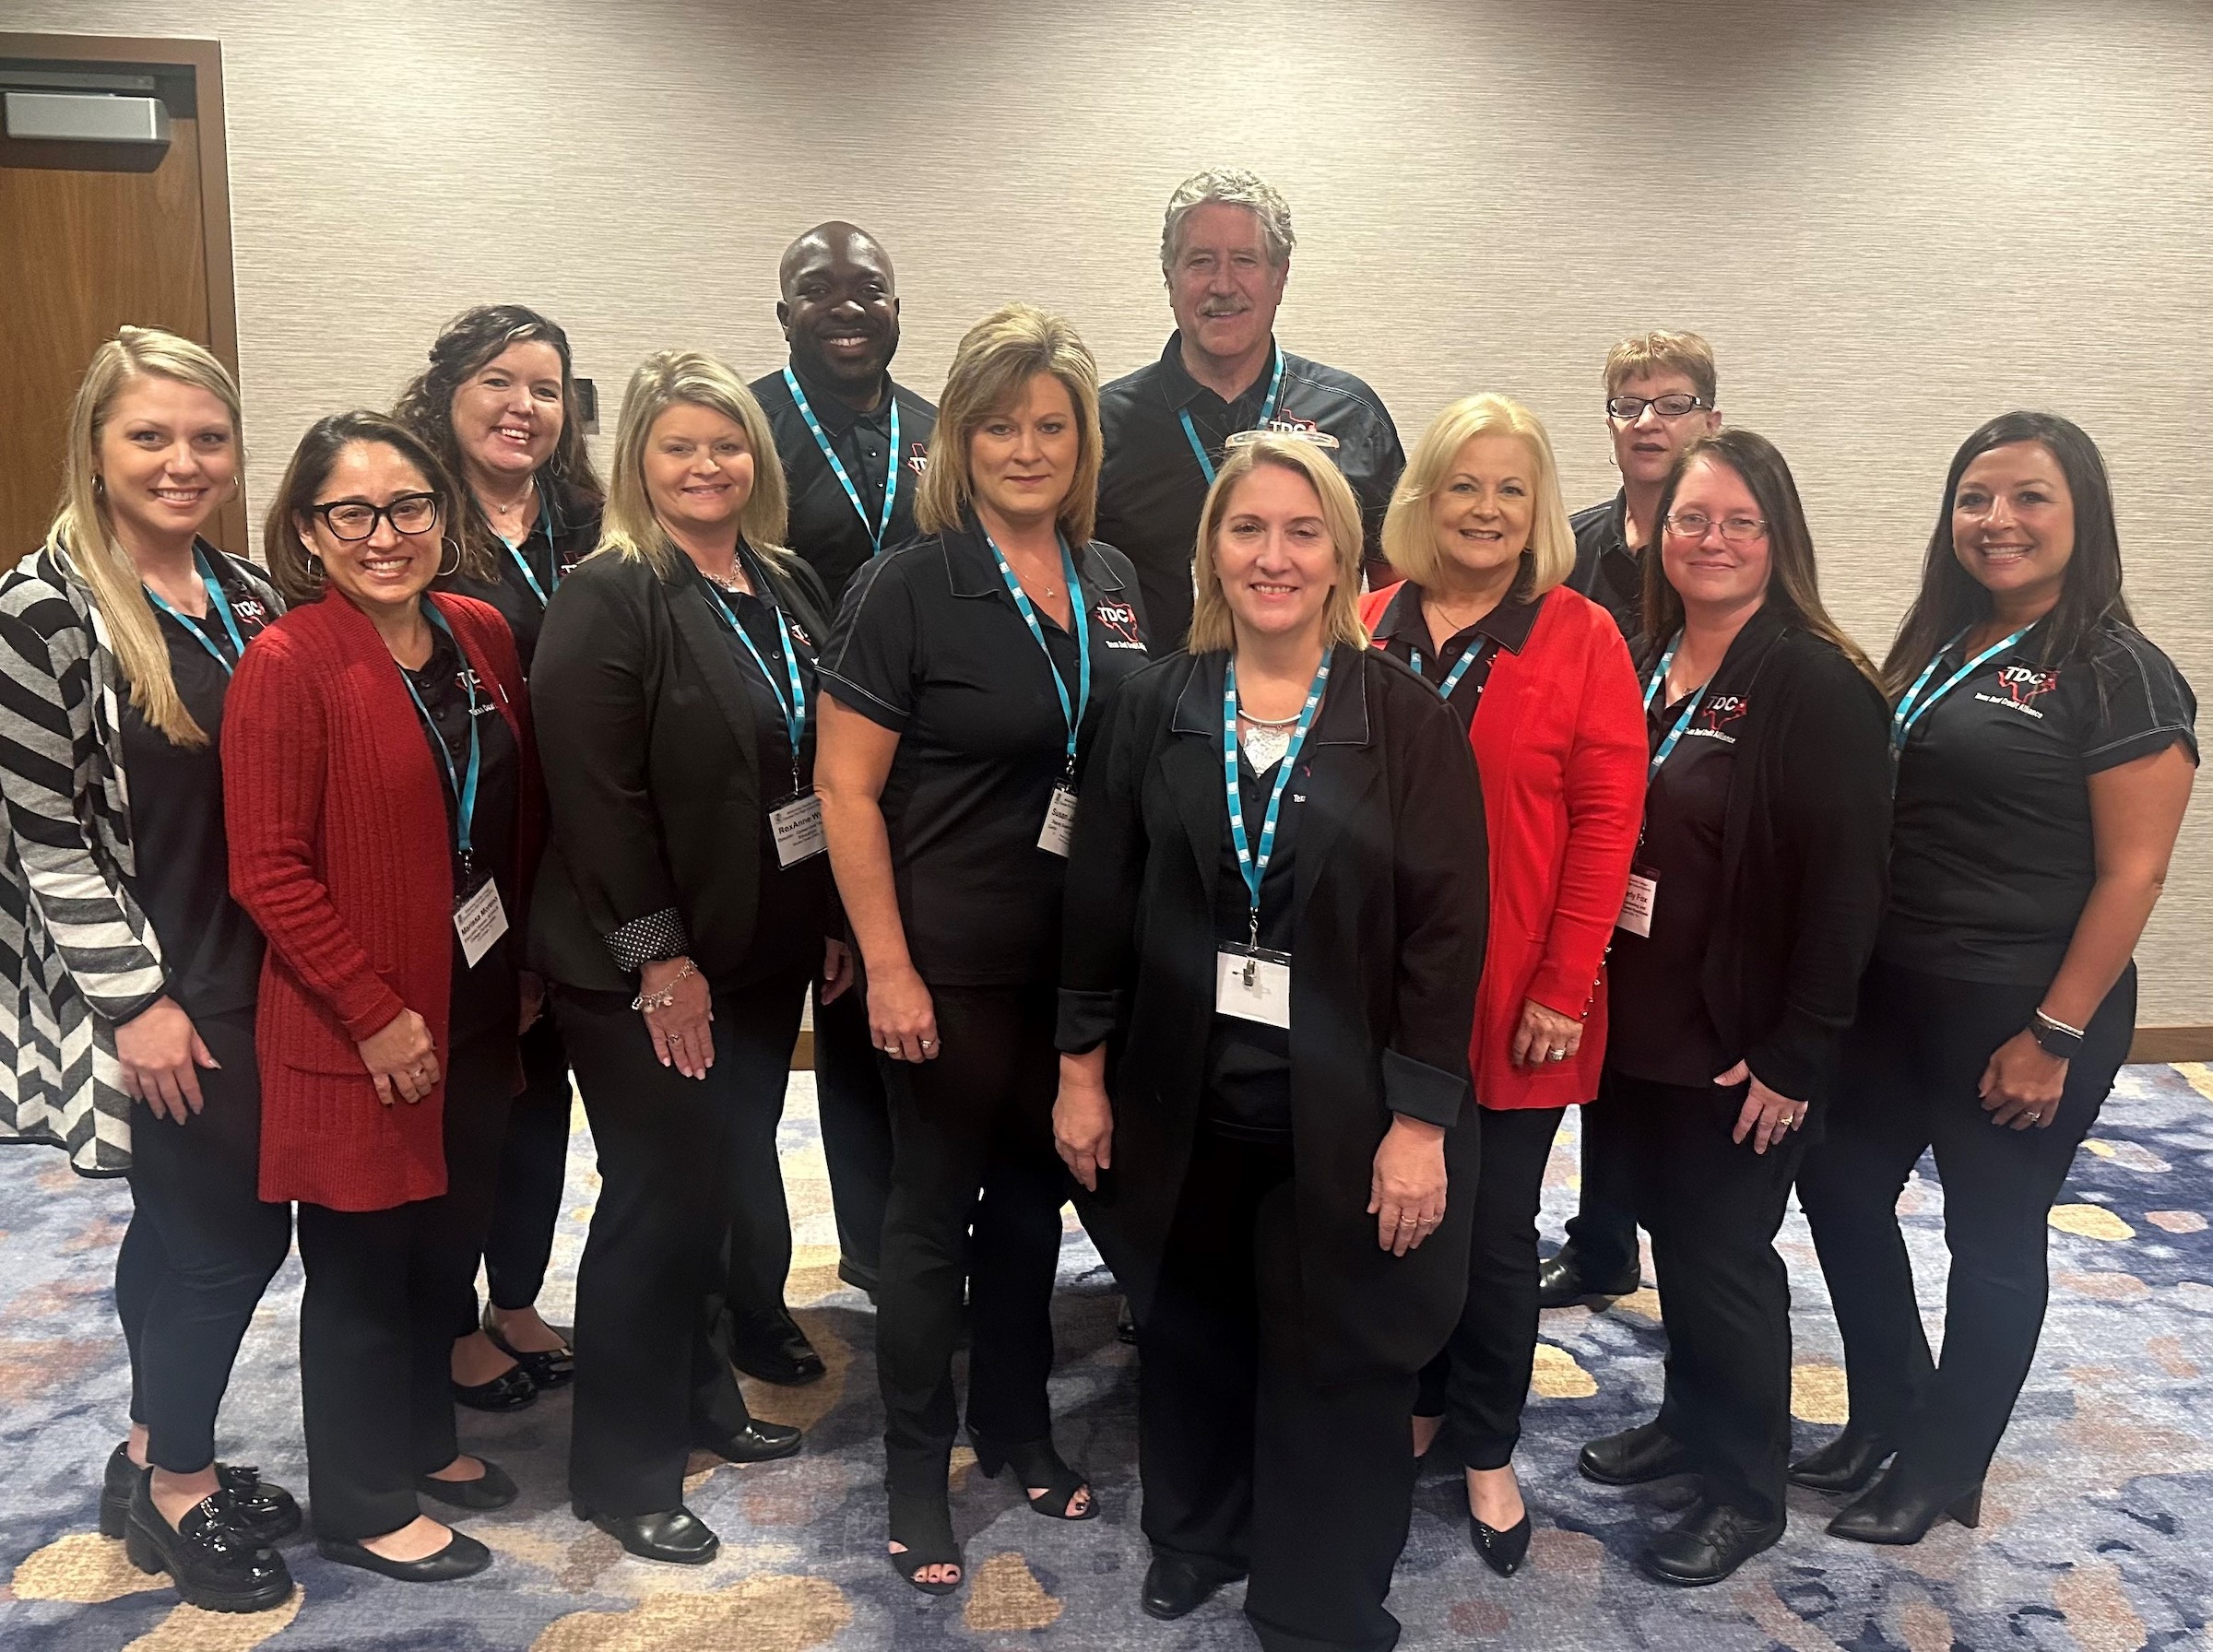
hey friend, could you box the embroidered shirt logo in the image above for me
[1094,600,1145,651]
[1975,663,2059,719]
[1688,694,1748,742]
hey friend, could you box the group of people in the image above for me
[0,166,2194,1652]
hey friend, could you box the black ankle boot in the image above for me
[124,1477,293,1612]
[1828,1459,1982,1545]
[1789,1423,1894,1494]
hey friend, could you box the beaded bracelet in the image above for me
[633,958,698,1013]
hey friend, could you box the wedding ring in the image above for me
[920,1038,937,1050]
[1547,1046,1568,1061]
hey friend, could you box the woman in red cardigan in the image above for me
[224,412,540,1584]
[1361,393,1644,1577]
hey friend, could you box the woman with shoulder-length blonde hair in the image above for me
[815,302,1152,1595]
[527,350,834,1563]
[1359,394,1646,1578]
[0,328,298,1611]
[1053,433,1488,1647]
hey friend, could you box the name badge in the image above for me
[1215,944,1292,1029]
[1038,783,1079,857]
[455,877,509,968]
[771,790,828,867]
[1616,869,1657,938]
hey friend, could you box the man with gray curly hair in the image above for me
[1097,168,1405,655]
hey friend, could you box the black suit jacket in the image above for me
[1058,643,1488,1383]
[526,543,834,994]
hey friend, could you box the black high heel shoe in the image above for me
[1827,1459,1982,1545]
[1468,1512,1533,1577]
[887,1488,964,1596]
[971,1434,1099,1520]
[1789,1422,1894,1494]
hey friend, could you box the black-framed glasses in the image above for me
[1606,393,1710,420]
[1665,511,1768,545]
[312,493,441,541]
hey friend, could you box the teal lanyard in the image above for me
[397,603,483,882]
[1224,651,1331,946]
[499,479,560,608]
[1408,636,1497,704]
[1641,631,1710,779]
[1892,626,2029,756]
[1179,345,1284,485]
[144,546,248,674]
[702,560,809,786]
[984,529,1091,778]
[784,367,902,555]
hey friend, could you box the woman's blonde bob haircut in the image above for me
[1381,394,1575,598]
[44,326,245,749]
[1188,436,1370,655]
[916,303,1103,547]
[597,350,792,579]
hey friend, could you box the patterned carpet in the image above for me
[2,1061,2208,1651]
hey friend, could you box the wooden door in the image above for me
[0,38,242,566]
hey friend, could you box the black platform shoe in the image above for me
[479,1304,574,1390]
[1827,1460,1982,1545]
[694,1419,804,1465]
[452,1360,537,1413]
[574,1503,719,1564]
[972,1434,1098,1520]
[102,1444,301,1546]
[1535,1246,1641,1310]
[416,1457,518,1511]
[315,1528,492,1582]
[1789,1423,1895,1494]
[1640,1499,1784,1586]
[1469,1512,1533,1577]
[729,1306,826,1386]
[1141,1553,1243,1621]
[124,1478,293,1612]
[1579,1420,1695,1486]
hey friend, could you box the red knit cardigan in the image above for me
[223,592,540,1210]
[1362,582,1646,1110]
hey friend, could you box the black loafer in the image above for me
[574,1504,719,1564]
[101,1445,301,1546]
[452,1363,537,1413]
[416,1457,517,1511]
[1789,1424,1895,1494]
[695,1419,803,1465]
[1640,1499,1784,1586]
[729,1308,826,1386]
[1141,1553,1243,1621]
[315,1529,491,1582]
[1579,1421,1695,1486]
[1536,1247,1641,1309]
[124,1481,294,1612]
[480,1304,574,1390]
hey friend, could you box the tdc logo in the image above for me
[1095,601,1144,649]
[1700,694,1749,734]
[1997,664,2059,706]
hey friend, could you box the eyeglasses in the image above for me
[1606,393,1710,420]
[312,493,441,541]
[1665,511,1768,545]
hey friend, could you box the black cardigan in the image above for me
[1058,643,1488,1384]
[1636,607,1892,1104]
[526,543,833,994]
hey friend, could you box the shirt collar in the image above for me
[1370,577,1544,655]
[1171,643,1372,747]
[785,354,894,435]
[940,513,1130,603]
[1154,329,1282,415]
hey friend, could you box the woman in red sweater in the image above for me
[1361,394,1645,1576]
[224,412,539,1584]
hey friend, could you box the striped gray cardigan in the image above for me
[0,542,281,1174]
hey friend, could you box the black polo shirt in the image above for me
[1204,741,1308,1140]
[439,476,602,674]
[821,516,1151,988]
[1568,490,1642,642]
[1366,577,1543,720]
[752,361,937,607]
[1880,617,2197,986]
[1096,331,1405,656]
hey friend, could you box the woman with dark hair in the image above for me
[396,304,602,1410]
[1794,413,2195,1544]
[1575,430,1891,1587]
[225,410,540,1582]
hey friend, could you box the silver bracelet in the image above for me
[2032,1007,2088,1040]
[632,959,698,1013]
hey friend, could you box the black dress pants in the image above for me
[1620,1073,1806,1526]
[1797,959,2133,1493]
[876,984,1067,1493]
[811,978,893,1292]
[295,1028,512,1540]
[479,1011,573,1316]
[1414,1105,1559,1469]
[561,971,807,1517]
[114,1009,293,1475]
[1141,1127,1418,1652]
[1557,1069,1640,1280]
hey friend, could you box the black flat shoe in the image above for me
[1579,1420,1694,1486]
[1827,1461,1982,1545]
[1117,1297,1139,1345]
[1640,1499,1784,1586]
[1790,1423,1895,1494]
[1536,1247,1641,1310]
[694,1419,804,1465]
[101,1445,301,1545]
[479,1304,574,1390]
[887,1488,964,1596]
[971,1434,1098,1520]
[1469,1512,1532,1577]
[124,1480,293,1612]
[416,1457,517,1511]
[315,1529,491,1582]
[574,1504,719,1564]
[452,1363,537,1413]
[729,1306,826,1386]
[1141,1553,1243,1621]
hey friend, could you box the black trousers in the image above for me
[717,982,809,1328]
[562,970,807,1516]
[1557,1069,1640,1280]
[1797,959,2133,1492]
[1620,1073,1806,1525]
[478,1011,573,1316]
[295,1028,512,1540]
[876,984,1067,1493]
[811,979,893,1292]
[1414,1105,1559,1469]
[1142,1128,1417,1652]
[114,1009,293,1475]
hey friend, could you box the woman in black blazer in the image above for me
[1053,434,1487,1652]
[1576,430,1891,1587]
[529,351,837,1564]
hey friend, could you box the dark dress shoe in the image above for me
[479,1304,574,1390]
[1790,1423,1895,1494]
[1469,1513,1533,1577]
[416,1457,518,1511]
[729,1308,826,1386]
[1536,1247,1641,1309]
[1827,1460,1982,1545]
[1640,1499,1784,1586]
[695,1419,804,1465]
[1141,1553,1244,1621]
[124,1480,294,1612]
[315,1529,492,1582]
[452,1363,537,1412]
[1117,1297,1139,1345]
[1579,1421,1695,1486]
[102,1444,301,1546]
[576,1504,719,1564]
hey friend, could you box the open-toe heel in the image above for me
[887,1490,964,1596]
[971,1434,1098,1521]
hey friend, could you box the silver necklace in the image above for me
[1237,699,1299,773]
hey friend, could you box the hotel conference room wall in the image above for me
[18,0,2213,1021]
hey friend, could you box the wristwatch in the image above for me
[2027,1009,2084,1061]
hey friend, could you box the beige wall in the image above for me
[17,0,2213,1017]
